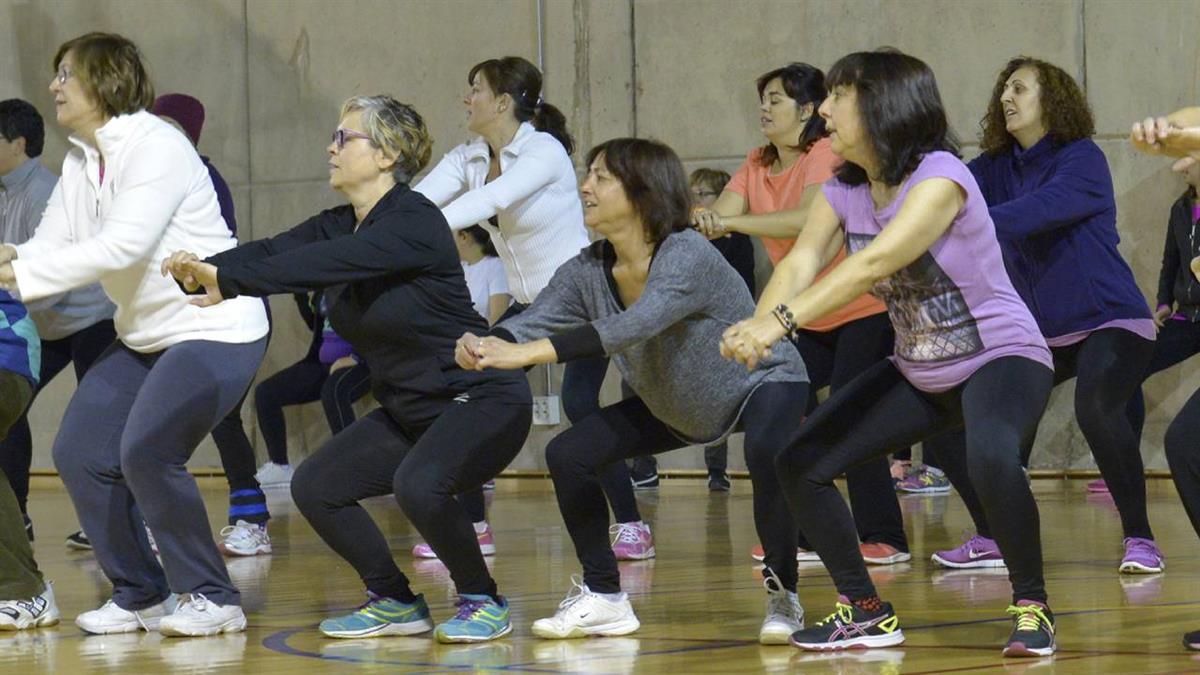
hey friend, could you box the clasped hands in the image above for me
[720,313,787,371]
[160,250,225,307]
[455,332,536,371]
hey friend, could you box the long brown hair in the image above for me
[979,57,1094,156]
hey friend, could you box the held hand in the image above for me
[329,356,357,373]
[455,332,483,370]
[474,336,532,371]
[0,245,18,266]
[161,250,202,291]
[1153,304,1172,329]
[0,262,16,294]
[1191,255,1200,284]
[691,207,727,240]
[179,260,225,307]
[720,314,787,371]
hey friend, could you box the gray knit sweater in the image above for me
[495,229,808,443]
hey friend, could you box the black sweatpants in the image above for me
[546,381,808,594]
[935,328,1155,541]
[789,313,908,551]
[291,396,530,599]
[1128,318,1200,439]
[776,357,1052,605]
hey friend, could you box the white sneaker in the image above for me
[76,595,177,634]
[0,581,60,630]
[759,570,804,645]
[254,462,293,488]
[158,594,246,637]
[219,520,272,557]
[531,576,640,639]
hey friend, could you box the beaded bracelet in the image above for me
[772,303,799,340]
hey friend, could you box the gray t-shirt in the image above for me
[498,229,808,443]
[1,157,114,340]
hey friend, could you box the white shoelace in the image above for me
[609,523,642,545]
[762,569,798,622]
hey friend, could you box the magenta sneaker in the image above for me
[610,521,655,560]
[412,522,496,559]
[1086,479,1109,494]
[931,534,1006,569]
[1119,537,1164,574]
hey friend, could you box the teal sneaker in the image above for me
[434,594,512,643]
[319,593,433,638]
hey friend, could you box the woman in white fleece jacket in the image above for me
[0,33,268,638]
[414,56,652,559]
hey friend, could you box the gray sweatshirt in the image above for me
[496,229,807,443]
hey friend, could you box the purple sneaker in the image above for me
[931,534,1006,569]
[1119,537,1164,574]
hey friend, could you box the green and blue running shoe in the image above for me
[319,592,433,639]
[434,594,512,643]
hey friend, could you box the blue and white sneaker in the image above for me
[319,593,433,639]
[434,594,512,643]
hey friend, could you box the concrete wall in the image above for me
[2,0,1197,474]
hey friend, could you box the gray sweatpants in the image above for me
[54,337,266,609]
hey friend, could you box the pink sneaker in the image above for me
[610,521,655,560]
[931,533,1006,569]
[412,522,495,559]
[1086,479,1109,494]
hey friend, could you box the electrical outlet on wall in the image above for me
[532,395,561,425]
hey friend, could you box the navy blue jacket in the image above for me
[0,291,39,387]
[967,137,1149,338]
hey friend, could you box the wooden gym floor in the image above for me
[6,474,1200,673]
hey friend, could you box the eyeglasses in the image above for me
[52,66,73,85]
[331,128,372,150]
[691,190,718,198]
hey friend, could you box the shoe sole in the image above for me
[930,553,1006,569]
[1119,561,1164,574]
[863,552,912,565]
[75,618,160,635]
[321,618,434,639]
[531,616,640,639]
[159,615,247,637]
[750,552,817,563]
[790,630,905,650]
[1002,640,1055,657]
[435,622,512,643]
[65,541,93,551]
[0,612,60,631]
[221,543,272,557]
[760,620,804,645]
[414,547,496,559]
[614,547,655,561]
[898,486,951,494]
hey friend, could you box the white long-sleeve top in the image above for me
[414,122,590,304]
[11,111,268,353]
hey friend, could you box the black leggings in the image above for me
[1165,387,1200,540]
[936,328,1155,541]
[0,319,115,513]
[776,357,1052,605]
[254,359,372,465]
[546,381,807,594]
[1129,318,1200,439]
[291,397,531,599]
[790,313,908,551]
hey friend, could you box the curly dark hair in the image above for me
[979,57,1094,155]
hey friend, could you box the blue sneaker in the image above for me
[434,594,512,643]
[319,593,433,638]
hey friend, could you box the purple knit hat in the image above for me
[152,93,205,145]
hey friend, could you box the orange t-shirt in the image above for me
[727,138,886,332]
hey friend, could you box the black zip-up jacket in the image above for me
[207,183,531,428]
[1157,191,1200,322]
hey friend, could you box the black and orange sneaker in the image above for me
[789,595,904,650]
